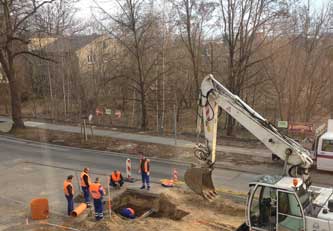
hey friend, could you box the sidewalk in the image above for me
[24,121,271,159]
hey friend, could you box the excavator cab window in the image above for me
[249,185,277,231]
[277,190,304,231]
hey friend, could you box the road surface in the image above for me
[0,135,256,220]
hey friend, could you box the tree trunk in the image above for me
[140,90,147,129]
[226,115,234,136]
[8,70,24,129]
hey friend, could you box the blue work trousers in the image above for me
[141,172,150,187]
[93,199,103,220]
[81,186,90,204]
[65,195,74,216]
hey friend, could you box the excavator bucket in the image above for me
[184,166,217,201]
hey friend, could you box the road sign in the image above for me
[277,121,288,129]
[96,108,103,116]
[115,110,122,118]
[105,108,112,115]
[288,122,314,135]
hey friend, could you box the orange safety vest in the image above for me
[127,208,135,215]
[64,180,74,196]
[89,183,104,199]
[140,159,150,173]
[111,171,121,182]
[80,171,91,187]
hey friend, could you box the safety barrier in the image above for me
[125,158,135,182]
[173,168,178,182]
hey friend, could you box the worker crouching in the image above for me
[64,175,75,216]
[89,177,106,221]
[110,170,124,189]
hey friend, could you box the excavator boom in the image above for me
[184,75,313,200]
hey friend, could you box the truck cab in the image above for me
[316,130,333,171]
[245,175,333,231]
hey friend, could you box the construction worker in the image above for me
[109,170,124,189]
[64,175,74,216]
[120,207,136,219]
[139,155,150,190]
[89,177,105,221]
[80,167,91,207]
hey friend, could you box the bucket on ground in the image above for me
[30,198,49,220]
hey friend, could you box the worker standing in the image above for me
[110,170,124,189]
[139,155,150,190]
[89,177,105,221]
[80,167,91,207]
[63,175,74,216]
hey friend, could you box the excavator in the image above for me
[184,75,333,230]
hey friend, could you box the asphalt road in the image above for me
[0,135,255,193]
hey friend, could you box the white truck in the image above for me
[184,75,333,231]
[312,120,333,171]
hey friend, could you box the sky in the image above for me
[75,0,331,20]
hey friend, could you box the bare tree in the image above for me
[172,0,216,102]
[0,0,55,129]
[263,1,333,123]
[95,0,164,129]
[217,0,287,135]
[32,0,83,35]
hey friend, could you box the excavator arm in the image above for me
[185,75,313,200]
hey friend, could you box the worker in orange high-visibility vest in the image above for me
[109,170,124,189]
[89,177,105,221]
[139,155,150,190]
[80,167,91,207]
[64,175,75,216]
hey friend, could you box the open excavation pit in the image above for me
[111,188,189,220]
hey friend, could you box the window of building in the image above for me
[87,55,96,64]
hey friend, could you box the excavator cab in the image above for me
[246,176,306,231]
[184,166,217,200]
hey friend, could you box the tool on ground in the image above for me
[75,172,82,193]
[107,176,112,219]
[71,203,87,217]
[138,208,157,220]
[39,221,81,231]
[161,179,174,187]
